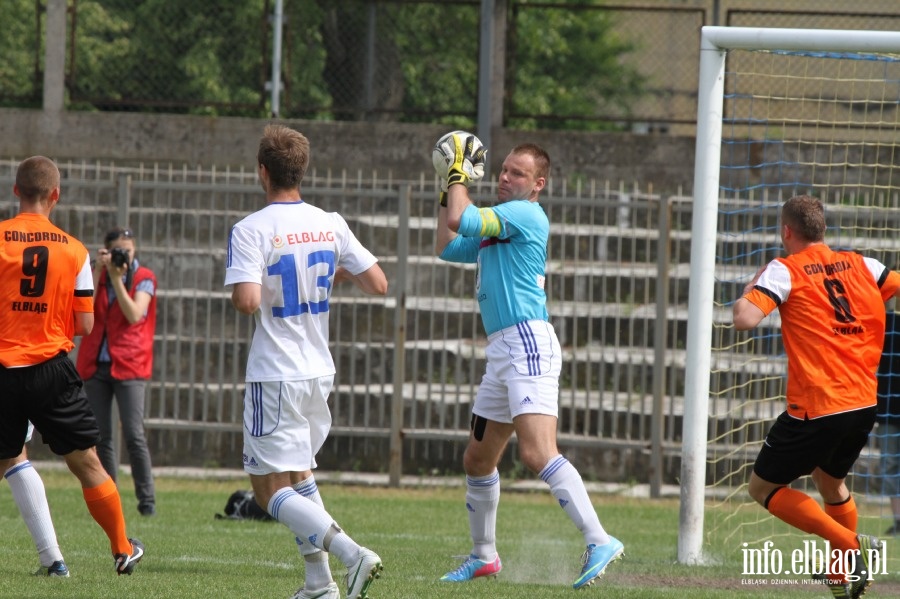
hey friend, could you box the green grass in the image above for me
[2,469,899,598]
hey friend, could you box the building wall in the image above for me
[0,109,698,192]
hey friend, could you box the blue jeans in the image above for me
[84,363,155,510]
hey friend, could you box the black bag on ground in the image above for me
[214,489,274,521]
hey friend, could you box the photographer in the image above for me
[76,227,157,516]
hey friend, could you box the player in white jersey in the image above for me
[434,136,623,588]
[225,125,387,599]
[4,423,69,577]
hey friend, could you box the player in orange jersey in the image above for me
[734,195,900,598]
[0,156,144,576]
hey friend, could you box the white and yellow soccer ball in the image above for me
[432,130,486,187]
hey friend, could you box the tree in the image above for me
[0,0,43,107]
[507,2,645,131]
[299,0,645,129]
[22,0,647,129]
[69,0,266,115]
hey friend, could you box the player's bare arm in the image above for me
[231,281,261,315]
[733,265,768,330]
[733,298,766,331]
[445,185,473,232]
[435,185,475,256]
[333,266,353,285]
[335,264,388,296]
[435,203,456,256]
[74,311,94,337]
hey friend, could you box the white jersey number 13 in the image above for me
[267,250,335,318]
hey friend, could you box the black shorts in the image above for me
[0,353,100,459]
[753,407,876,485]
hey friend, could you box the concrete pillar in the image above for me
[488,0,506,135]
[43,0,67,113]
[477,0,507,176]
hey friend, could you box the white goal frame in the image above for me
[679,25,900,565]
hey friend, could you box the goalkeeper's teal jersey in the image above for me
[440,199,549,335]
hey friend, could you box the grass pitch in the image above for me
[1,468,898,599]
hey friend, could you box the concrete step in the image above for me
[333,363,784,446]
[128,250,692,309]
[149,333,249,383]
[151,286,785,360]
[329,334,786,397]
[347,213,683,264]
[53,194,900,266]
[381,257,688,306]
[143,375,783,451]
[145,251,743,316]
[146,335,785,403]
[154,289,251,342]
[146,381,245,424]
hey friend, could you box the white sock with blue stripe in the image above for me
[268,487,333,552]
[540,455,610,546]
[466,470,500,559]
[293,477,333,589]
[5,460,64,567]
[269,486,362,568]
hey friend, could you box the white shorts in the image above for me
[242,377,334,475]
[473,320,562,424]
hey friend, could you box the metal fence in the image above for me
[0,159,692,484]
[5,1,899,133]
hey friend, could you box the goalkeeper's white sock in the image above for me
[293,477,334,588]
[540,455,610,546]
[5,460,64,567]
[466,470,500,559]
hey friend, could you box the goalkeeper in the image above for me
[433,134,623,589]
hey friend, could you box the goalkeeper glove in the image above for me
[439,191,448,207]
[447,134,487,188]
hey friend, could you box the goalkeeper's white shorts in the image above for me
[473,319,562,424]
[241,376,334,475]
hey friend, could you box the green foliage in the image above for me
[0,0,42,106]
[2,1,648,127]
[390,2,480,127]
[68,0,266,114]
[68,1,134,103]
[141,0,264,110]
[508,4,646,131]
[282,1,330,118]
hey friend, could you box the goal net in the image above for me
[680,27,900,566]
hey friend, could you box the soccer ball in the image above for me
[432,130,485,183]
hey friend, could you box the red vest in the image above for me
[76,265,157,380]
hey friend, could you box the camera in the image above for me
[110,247,130,268]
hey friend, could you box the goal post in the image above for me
[679,26,900,565]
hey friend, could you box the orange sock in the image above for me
[824,495,858,533]
[83,477,132,555]
[767,487,858,552]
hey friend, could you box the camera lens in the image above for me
[110,248,129,267]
